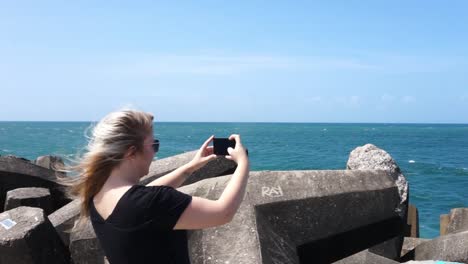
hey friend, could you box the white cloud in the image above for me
[334,95,363,107]
[349,95,361,105]
[381,94,396,103]
[401,96,415,104]
[307,96,322,103]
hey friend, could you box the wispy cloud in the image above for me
[381,94,396,103]
[88,51,467,77]
[96,54,376,76]
[401,95,415,104]
[4,51,463,80]
[334,95,363,108]
[307,96,323,103]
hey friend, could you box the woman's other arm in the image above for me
[174,134,250,229]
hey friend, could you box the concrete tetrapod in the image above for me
[4,187,53,215]
[139,150,236,186]
[0,206,71,264]
[179,169,405,264]
[0,156,69,214]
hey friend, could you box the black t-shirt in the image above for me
[89,185,193,264]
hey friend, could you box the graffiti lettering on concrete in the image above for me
[262,186,283,198]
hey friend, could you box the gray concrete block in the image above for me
[441,214,450,236]
[406,204,420,238]
[34,155,65,171]
[69,219,106,264]
[185,156,237,186]
[413,230,468,263]
[333,250,399,264]
[48,199,81,247]
[139,150,236,186]
[446,208,468,235]
[0,155,70,214]
[179,169,404,264]
[0,206,71,264]
[4,187,53,215]
[403,261,464,264]
[401,237,430,257]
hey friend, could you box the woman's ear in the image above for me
[124,146,137,159]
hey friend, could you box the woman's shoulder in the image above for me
[91,185,177,226]
[123,184,172,202]
[122,184,185,210]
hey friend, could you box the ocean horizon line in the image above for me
[0,120,467,125]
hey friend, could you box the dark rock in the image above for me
[4,187,53,215]
[179,169,404,264]
[347,143,409,260]
[0,206,71,263]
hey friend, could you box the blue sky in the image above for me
[1,1,467,123]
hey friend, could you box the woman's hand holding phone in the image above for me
[224,134,248,165]
[187,135,217,172]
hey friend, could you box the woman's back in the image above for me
[89,185,192,264]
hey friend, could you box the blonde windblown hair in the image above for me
[58,109,154,233]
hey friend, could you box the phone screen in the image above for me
[213,138,236,156]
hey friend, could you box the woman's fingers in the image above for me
[228,134,241,145]
[205,146,214,155]
[201,135,214,150]
[207,154,217,161]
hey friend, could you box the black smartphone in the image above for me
[213,138,236,156]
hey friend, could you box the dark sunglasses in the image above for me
[152,139,160,153]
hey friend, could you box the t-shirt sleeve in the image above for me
[144,185,192,230]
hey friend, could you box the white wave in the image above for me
[408,160,416,163]
[68,130,74,133]
[322,128,327,131]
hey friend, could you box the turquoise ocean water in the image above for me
[1,122,467,238]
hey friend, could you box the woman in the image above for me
[63,109,250,264]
